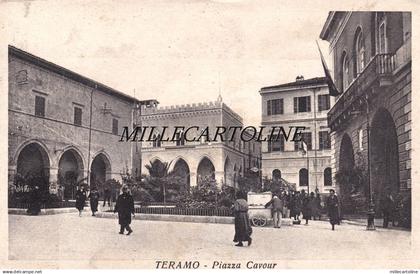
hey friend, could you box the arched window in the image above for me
[299,168,308,186]
[175,132,185,146]
[152,134,161,147]
[342,52,350,92]
[355,29,365,74]
[324,167,332,186]
[272,169,281,181]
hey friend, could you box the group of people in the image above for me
[232,189,341,247]
[74,185,135,235]
[74,186,114,217]
[263,189,325,226]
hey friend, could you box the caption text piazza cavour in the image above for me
[119,125,307,142]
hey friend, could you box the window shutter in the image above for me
[318,95,322,112]
[293,98,298,113]
[326,96,330,110]
[280,99,284,114]
[307,96,311,112]
[267,100,272,116]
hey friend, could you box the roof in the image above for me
[9,45,144,104]
[260,77,328,92]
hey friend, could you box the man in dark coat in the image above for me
[326,189,339,230]
[75,185,87,217]
[302,191,312,225]
[232,193,252,247]
[88,188,100,216]
[381,192,395,228]
[114,185,135,235]
[311,193,322,220]
[265,194,284,228]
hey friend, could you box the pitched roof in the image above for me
[260,77,328,92]
[9,45,144,104]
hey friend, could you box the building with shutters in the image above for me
[8,45,144,200]
[259,76,335,194]
[320,12,411,216]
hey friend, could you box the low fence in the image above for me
[135,206,232,217]
[8,200,76,209]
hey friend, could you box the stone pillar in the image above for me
[190,171,197,187]
[215,171,224,187]
[8,165,17,189]
[49,167,59,194]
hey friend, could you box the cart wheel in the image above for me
[251,216,267,227]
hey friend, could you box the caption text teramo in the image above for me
[155,260,277,269]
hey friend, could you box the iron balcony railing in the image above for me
[328,53,396,128]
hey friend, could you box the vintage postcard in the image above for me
[0,0,418,271]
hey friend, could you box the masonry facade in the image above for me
[260,76,334,194]
[8,46,139,199]
[320,12,411,214]
[139,97,262,188]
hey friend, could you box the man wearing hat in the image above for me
[114,185,135,235]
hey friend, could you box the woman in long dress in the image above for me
[232,192,252,247]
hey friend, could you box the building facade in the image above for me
[139,97,262,189]
[320,12,411,214]
[260,76,334,194]
[8,46,140,199]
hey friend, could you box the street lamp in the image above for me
[364,96,376,231]
[350,95,375,230]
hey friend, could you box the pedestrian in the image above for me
[326,189,339,230]
[27,185,41,215]
[232,192,252,247]
[381,191,395,228]
[265,193,284,228]
[311,193,322,220]
[75,185,87,217]
[114,185,135,235]
[88,187,100,216]
[293,191,302,223]
[302,191,312,225]
[103,187,111,207]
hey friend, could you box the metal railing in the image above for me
[135,206,233,217]
[329,52,396,127]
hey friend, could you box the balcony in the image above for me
[328,37,411,131]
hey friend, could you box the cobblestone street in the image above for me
[9,213,412,263]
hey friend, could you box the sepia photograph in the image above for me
[0,0,418,271]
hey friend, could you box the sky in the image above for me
[4,0,333,126]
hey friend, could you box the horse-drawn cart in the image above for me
[247,192,273,227]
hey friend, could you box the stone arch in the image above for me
[224,156,234,187]
[338,133,356,214]
[90,152,112,189]
[172,158,190,190]
[197,156,215,185]
[16,141,51,193]
[14,139,52,167]
[58,147,85,199]
[370,107,400,211]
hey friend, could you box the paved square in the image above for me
[9,213,411,261]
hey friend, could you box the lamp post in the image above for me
[365,96,376,230]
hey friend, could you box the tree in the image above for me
[143,160,186,204]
